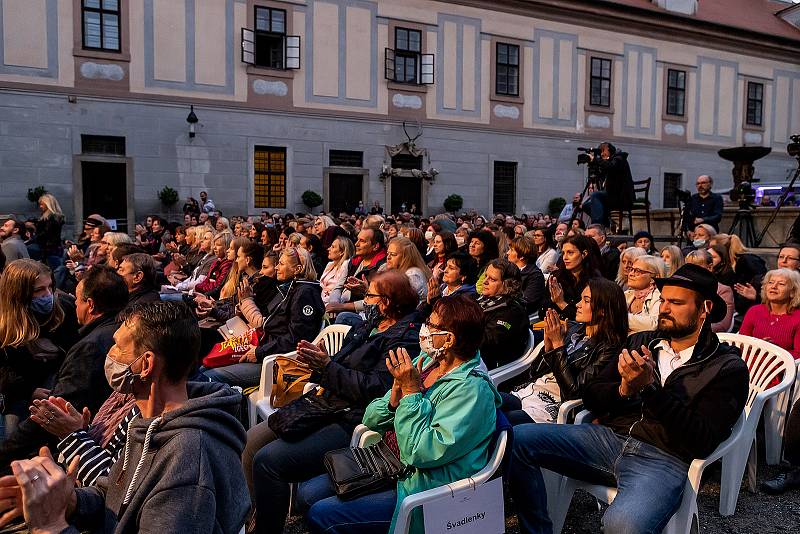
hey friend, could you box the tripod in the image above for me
[729,204,758,247]
[754,164,800,246]
[674,198,691,248]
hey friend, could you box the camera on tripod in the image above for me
[789,134,800,158]
[576,146,604,186]
[675,189,692,203]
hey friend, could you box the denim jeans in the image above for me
[334,311,364,329]
[509,423,688,534]
[252,422,352,534]
[200,362,261,388]
[587,191,609,226]
[300,474,396,534]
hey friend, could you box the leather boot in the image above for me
[761,468,800,495]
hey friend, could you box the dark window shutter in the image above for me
[285,35,300,69]
[384,48,396,81]
[241,28,255,65]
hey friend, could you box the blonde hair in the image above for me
[216,217,231,232]
[761,268,800,311]
[634,255,667,278]
[0,259,64,348]
[685,249,712,268]
[660,245,685,276]
[387,237,432,281]
[104,232,132,247]
[38,193,63,220]
[220,237,251,299]
[316,215,335,230]
[287,232,303,248]
[283,247,317,281]
[213,232,232,257]
[328,236,354,271]
[616,247,647,286]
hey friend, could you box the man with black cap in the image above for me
[510,263,749,534]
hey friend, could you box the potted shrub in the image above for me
[27,186,47,205]
[158,186,179,218]
[302,190,323,213]
[443,194,463,214]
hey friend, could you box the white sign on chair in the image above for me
[422,477,505,534]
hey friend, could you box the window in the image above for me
[329,150,363,168]
[662,172,683,209]
[254,146,286,209]
[666,69,686,117]
[241,7,300,70]
[82,0,120,52]
[495,43,519,97]
[493,161,517,214]
[81,134,125,155]
[384,27,434,85]
[746,81,764,127]
[589,57,612,108]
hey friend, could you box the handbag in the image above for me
[270,356,313,408]
[202,328,262,368]
[323,440,408,500]
[267,388,350,442]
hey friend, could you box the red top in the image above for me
[195,259,232,295]
[739,304,800,360]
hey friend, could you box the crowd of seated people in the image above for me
[1,188,799,534]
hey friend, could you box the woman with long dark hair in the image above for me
[506,277,628,424]
[427,231,457,280]
[541,234,603,320]
[468,229,500,295]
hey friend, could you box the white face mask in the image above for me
[425,231,434,241]
[104,354,144,394]
[419,323,451,360]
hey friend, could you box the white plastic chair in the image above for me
[716,333,796,513]
[247,324,351,428]
[544,412,746,534]
[763,359,800,464]
[489,331,540,387]
[349,425,509,534]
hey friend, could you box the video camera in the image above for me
[576,146,604,186]
[789,134,800,159]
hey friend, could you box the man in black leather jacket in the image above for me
[586,143,635,228]
[510,264,748,534]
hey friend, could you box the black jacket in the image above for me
[534,322,621,401]
[597,152,635,210]
[479,294,530,369]
[583,327,748,463]
[126,287,161,309]
[600,246,620,282]
[519,263,546,315]
[345,252,387,301]
[34,215,64,256]
[0,313,119,465]
[312,311,422,429]
[733,254,767,315]
[255,280,325,360]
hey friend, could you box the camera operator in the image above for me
[585,143,635,228]
[682,175,724,234]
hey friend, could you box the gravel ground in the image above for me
[285,461,800,533]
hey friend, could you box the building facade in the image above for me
[0,0,799,231]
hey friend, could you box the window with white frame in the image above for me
[385,27,434,85]
[241,7,300,70]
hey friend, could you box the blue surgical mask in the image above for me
[29,294,54,316]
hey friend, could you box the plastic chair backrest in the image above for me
[315,324,351,356]
[717,333,796,412]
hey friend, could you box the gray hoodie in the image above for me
[65,382,249,534]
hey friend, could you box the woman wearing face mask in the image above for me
[0,260,79,429]
[478,258,530,369]
[302,295,501,534]
[659,245,684,277]
[505,278,628,425]
[423,224,439,262]
[244,271,422,534]
[202,247,324,389]
[624,255,667,334]
[684,223,716,254]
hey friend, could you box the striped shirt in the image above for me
[57,407,140,487]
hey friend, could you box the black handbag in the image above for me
[323,439,409,500]
[267,388,350,442]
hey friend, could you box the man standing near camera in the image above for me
[683,175,724,233]
[586,142,635,228]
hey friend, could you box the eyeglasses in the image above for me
[424,321,450,334]
[364,293,385,299]
[778,255,800,262]
[629,268,656,276]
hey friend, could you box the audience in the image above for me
[506,278,628,425]
[303,295,500,534]
[7,192,800,534]
[510,264,748,533]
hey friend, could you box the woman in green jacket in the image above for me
[302,294,502,534]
